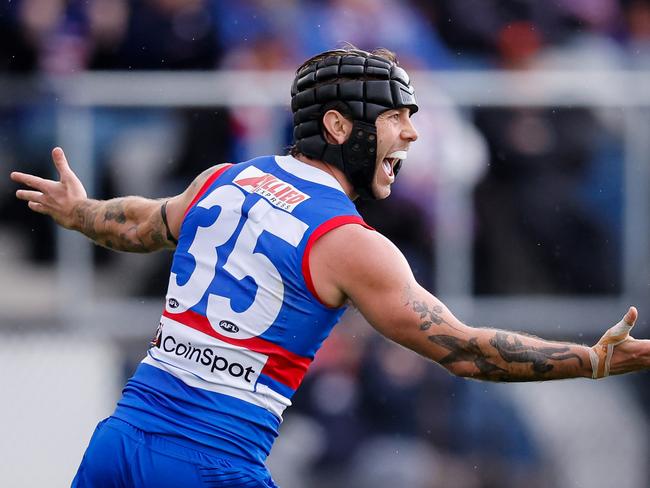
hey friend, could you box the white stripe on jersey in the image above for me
[275,155,345,192]
[142,354,291,419]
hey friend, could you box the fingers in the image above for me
[10,147,72,186]
[592,308,639,378]
[51,147,72,179]
[15,189,44,203]
[27,201,49,215]
[10,171,54,191]
[624,306,638,326]
[595,308,637,346]
[16,188,52,216]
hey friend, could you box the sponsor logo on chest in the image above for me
[233,166,310,212]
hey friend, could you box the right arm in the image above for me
[11,147,228,252]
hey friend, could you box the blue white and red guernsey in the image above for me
[113,154,372,467]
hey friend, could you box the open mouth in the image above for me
[383,158,398,177]
[382,151,408,178]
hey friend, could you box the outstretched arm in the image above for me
[310,224,645,381]
[11,147,228,252]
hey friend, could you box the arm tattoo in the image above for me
[403,284,460,332]
[74,201,100,241]
[103,201,127,224]
[427,332,583,381]
[73,198,170,252]
[405,285,584,380]
[490,332,583,374]
[412,300,447,330]
[428,334,506,377]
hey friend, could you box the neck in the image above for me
[293,154,358,200]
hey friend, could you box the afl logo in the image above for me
[168,298,179,309]
[219,320,239,333]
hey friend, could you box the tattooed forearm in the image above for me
[426,327,588,381]
[490,332,583,374]
[428,334,506,378]
[403,286,589,381]
[103,201,127,224]
[428,329,587,381]
[74,200,101,241]
[72,197,173,252]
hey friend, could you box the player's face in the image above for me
[371,108,418,199]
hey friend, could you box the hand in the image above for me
[592,307,650,377]
[11,147,88,230]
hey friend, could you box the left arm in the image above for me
[310,224,645,381]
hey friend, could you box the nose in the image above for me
[401,117,418,142]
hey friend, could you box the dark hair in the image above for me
[294,45,398,76]
[288,45,399,157]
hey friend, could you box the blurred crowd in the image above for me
[2,0,650,74]
[1,0,648,290]
[2,1,650,487]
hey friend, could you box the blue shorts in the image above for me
[72,417,278,488]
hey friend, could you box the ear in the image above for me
[322,110,352,145]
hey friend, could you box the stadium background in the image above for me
[1,0,650,486]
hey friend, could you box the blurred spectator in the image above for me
[212,0,303,66]
[295,0,456,69]
[290,321,369,468]
[472,104,621,294]
[14,0,88,74]
[87,0,222,71]
[472,17,622,295]
[218,33,297,162]
[623,0,650,67]
[430,0,571,66]
[358,336,456,442]
[0,3,37,72]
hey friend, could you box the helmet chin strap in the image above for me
[338,121,380,200]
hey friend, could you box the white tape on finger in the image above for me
[588,348,600,380]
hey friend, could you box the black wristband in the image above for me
[160,201,178,244]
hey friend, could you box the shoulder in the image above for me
[309,222,411,307]
[186,163,233,197]
[315,223,404,264]
[164,163,233,235]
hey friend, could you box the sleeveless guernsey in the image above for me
[113,154,371,467]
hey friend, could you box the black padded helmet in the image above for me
[291,48,418,199]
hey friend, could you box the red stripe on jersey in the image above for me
[162,309,311,390]
[184,164,234,217]
[301,216,375,308]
